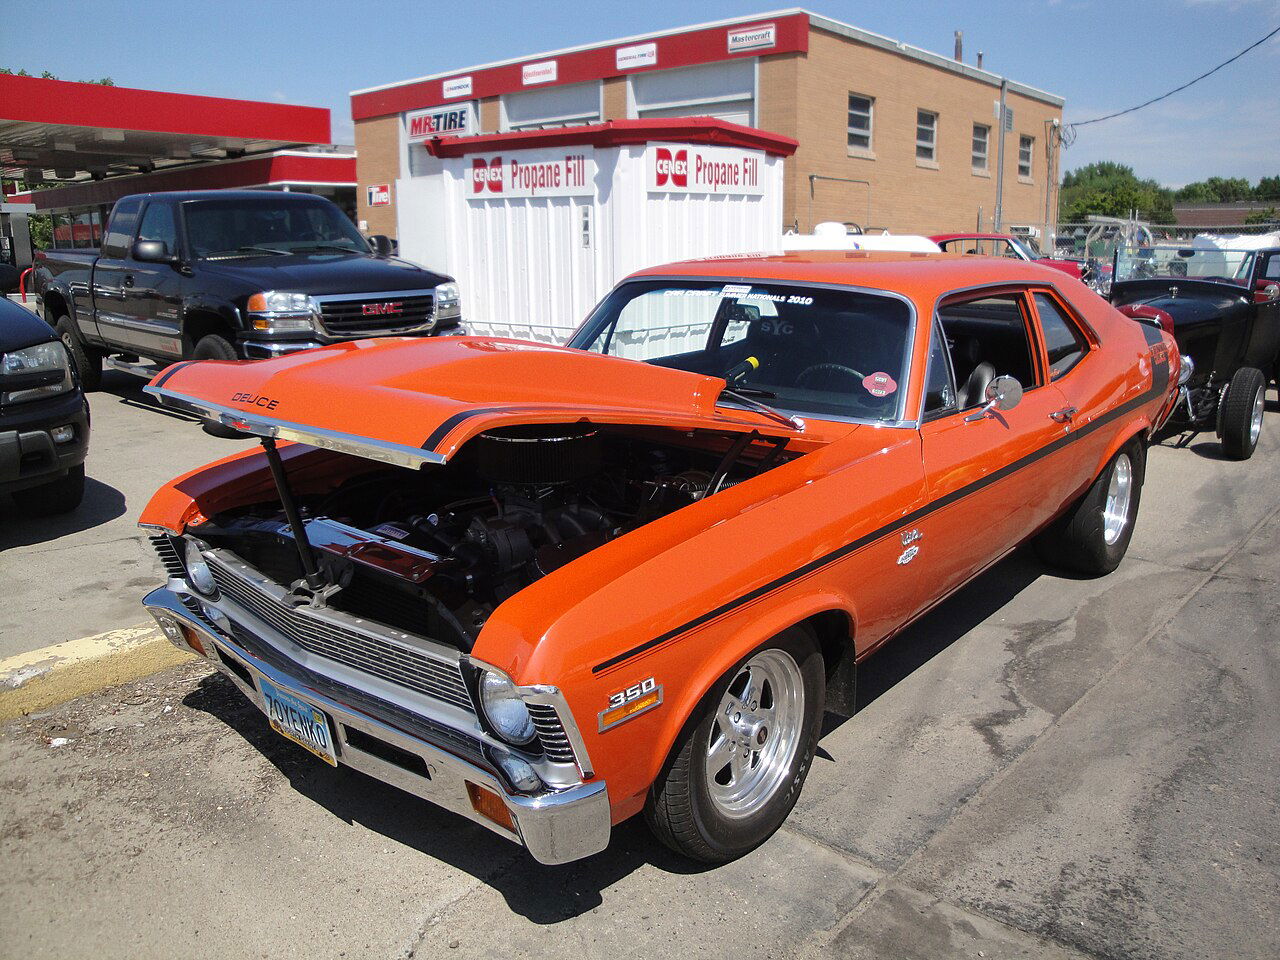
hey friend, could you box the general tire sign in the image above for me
[467,148,596,199]
[647,143,765,195]
[406,103,477,142]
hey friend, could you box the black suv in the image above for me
[0,297,90,514]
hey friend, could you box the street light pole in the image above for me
[994,78,1008,232]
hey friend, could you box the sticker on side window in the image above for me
[863,372,898,397]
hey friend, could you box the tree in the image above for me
[1255,177,1280,201]
[1059,162,1175,223]
[1,67,114,85]
[1175,176,1253,203]
[1244,207,1278,226]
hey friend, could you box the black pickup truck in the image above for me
[31,190,459,389]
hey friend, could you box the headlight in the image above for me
[183,539,217,596]
[1,341,73,404]
[434,282,461,321]
[479,670,536,745]
[246,291,317,334]
[1177,354,1194,387]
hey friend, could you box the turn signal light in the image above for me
[597,689,662,732]
[178,623,209,658]
[466,781,515,833]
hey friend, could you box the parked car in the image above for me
[137,254,1179,865]
[0,298,90,514]
[1111,243,1280,459]
[931,232,1103,293]
[31,190,460,389]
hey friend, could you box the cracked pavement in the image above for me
[2,410,1278,959]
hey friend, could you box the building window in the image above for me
[972,123,989,172]
[847,94,873,152]
[1019,135,1034,179]
[916,110,937,163]
[502,81,601,131]
[631,60,755,126]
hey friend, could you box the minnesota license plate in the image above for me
[259,676,338,766]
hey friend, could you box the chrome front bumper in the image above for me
[143,586,611,865]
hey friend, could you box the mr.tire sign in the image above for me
[648,143,764,195]
[406,103,478,142]
[367,184,391,206]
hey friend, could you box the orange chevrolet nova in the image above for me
[138,253,1180,864]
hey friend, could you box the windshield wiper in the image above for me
[728,385,778,399]
[718,388,804,432]
[295,243,360,254]
[205,245,292,259]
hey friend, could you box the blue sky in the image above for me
[15,0,1280,187]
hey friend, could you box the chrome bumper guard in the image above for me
[143,586,611,865]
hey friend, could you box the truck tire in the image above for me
[55,316,102,391]
[191,334,238,362]
[11,463,86,516]
[1218,367,1265,461]
[644,626,825,863]
[1035,438,1145,576]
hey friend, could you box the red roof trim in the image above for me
[0,74,330,144]
[352,13,808,120]
[13,154,356,211]
[424,118,798,158]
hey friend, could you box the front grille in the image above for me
[318,293,434,337]
[528,703,577,765]
[150,535,185,578]
[206,555,473,712]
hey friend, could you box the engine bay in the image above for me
[195,424,796,651]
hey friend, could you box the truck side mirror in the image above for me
[132,240,174,263]
[368,235,394,258]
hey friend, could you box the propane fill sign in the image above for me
[406,102,477,142]
[467,147,596,199]
[647,143,765,195]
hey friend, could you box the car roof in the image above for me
[627,251,1074,302]
[117,190,330,203]
[930,233,1018,242]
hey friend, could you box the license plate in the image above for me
[259,676,338,766]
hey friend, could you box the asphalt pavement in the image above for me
[1,388,1277,959]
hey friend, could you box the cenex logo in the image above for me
[655,148,688,187]
[471,157,504,193]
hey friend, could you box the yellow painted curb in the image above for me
[0,624,196,723]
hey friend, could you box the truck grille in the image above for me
[318,293,435,337]
[205,555,473,712]
[527,703,578,765]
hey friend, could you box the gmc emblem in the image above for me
[362,302,403,316]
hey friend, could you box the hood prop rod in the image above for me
[259,437,326,592]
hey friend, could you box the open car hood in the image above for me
[147,336,803,468]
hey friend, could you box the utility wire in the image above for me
[1070,25,1280,128]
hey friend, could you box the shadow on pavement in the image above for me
[0,475,128,549]
[183,671,713,924]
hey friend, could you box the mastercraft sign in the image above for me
[727,23,776,53]
[468,147,596,198]
[647,143,765,195]
[406,103,477,142]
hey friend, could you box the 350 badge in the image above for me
[598,676,663,732]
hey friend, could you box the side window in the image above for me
[1263,254,1280,281]
[101,198,142,259]
[1034,292,1088,381]
[937,292,1040,410]
[923,321,956,418]
[136,203,178,253]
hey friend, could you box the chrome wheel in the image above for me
[1102,453,1133,546]
[1250,385,1264,447]
[705,648,804,819]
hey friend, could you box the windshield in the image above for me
[1114,245,1257,285]
[183,197,369,259]
[1010,235,1042,259]
[568,279,914,423]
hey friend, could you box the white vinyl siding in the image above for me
[502,82,601,131]
[630,60,755,126]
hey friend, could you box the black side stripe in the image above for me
[591,381,1166,675]
[152,360,195,389]
[421,407,523,451]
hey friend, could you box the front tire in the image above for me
[644,627,825,863]
[1035,439,1145,575]
[55,316,102,391]
[11,463,86,515]
[191,334,238,362]
[1218,367,1265,461]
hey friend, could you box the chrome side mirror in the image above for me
[965,375,1024,422]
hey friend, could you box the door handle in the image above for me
[1049,406,1077,423]
[123,274,135,287]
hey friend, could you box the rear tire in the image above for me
[644,626,824,863]
[12,463,85,515]
[55,316,102,391]
[191,334,238,362]
[1218,367,1264,461]
[1035,439,1145,576]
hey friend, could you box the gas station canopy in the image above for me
[0,74,332,186]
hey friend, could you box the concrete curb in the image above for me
[0,624,195,723]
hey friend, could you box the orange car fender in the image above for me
[625,590,857,812]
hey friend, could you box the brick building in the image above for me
[351,9,1064,240]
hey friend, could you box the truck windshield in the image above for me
[569,279,914,423]
[1114,245,1258,285]
[183,197,368,259]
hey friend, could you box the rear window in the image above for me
[101,198,141,259]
